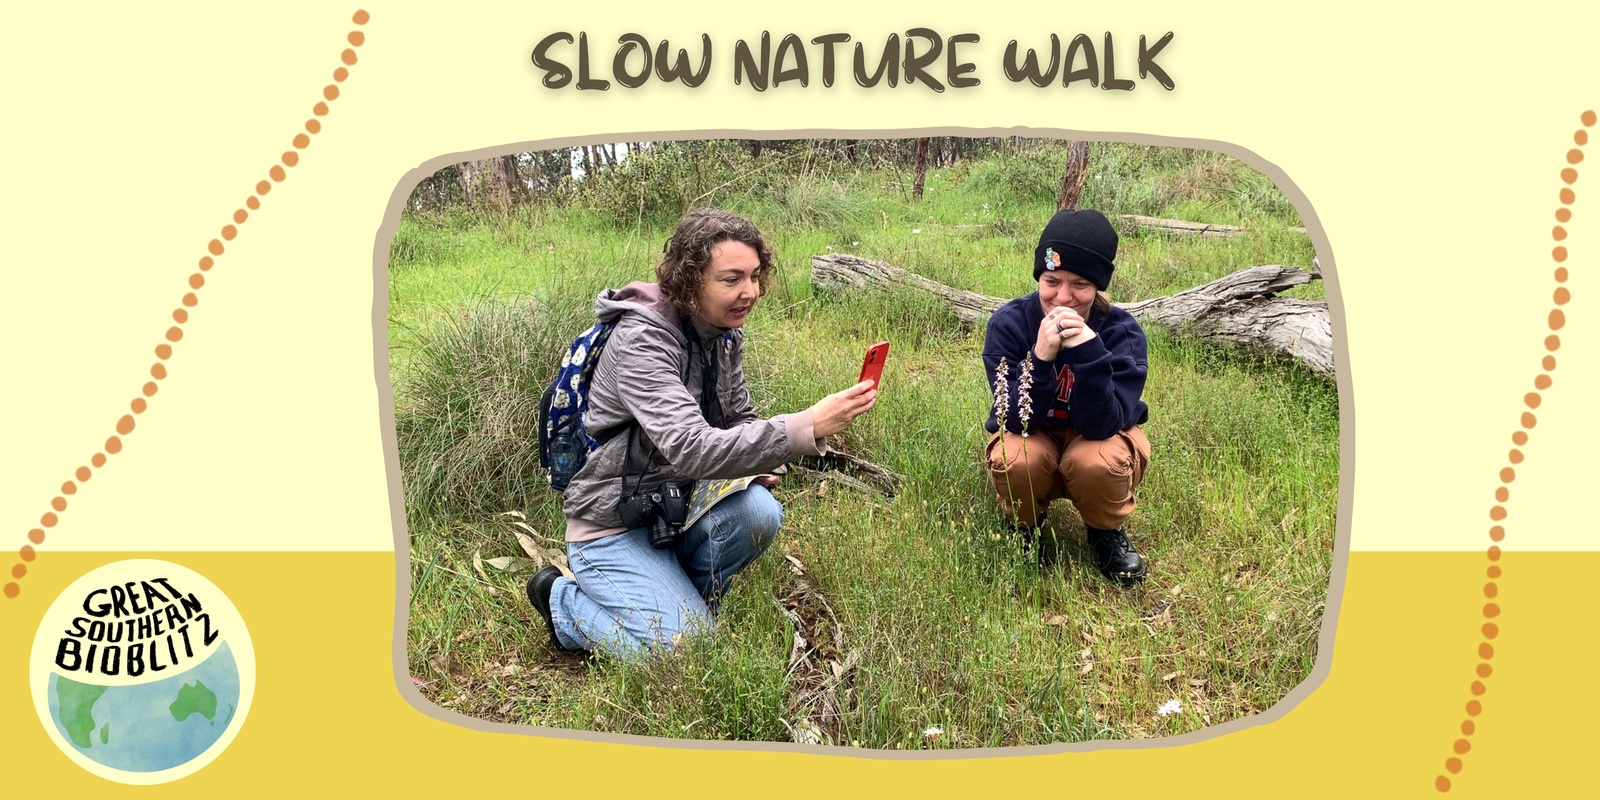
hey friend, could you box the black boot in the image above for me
[1086,526,1147,586]
[526,565,579,652]
[1013,511,1048,560]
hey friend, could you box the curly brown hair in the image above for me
[656,208,775,318]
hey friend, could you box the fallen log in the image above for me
[810,254,1333,377]
[1113,212,1312,236]
[811,253,1002,329]
[1118,214,1309,238]
[1120,214,1243,238]
[1120,265,1333,375]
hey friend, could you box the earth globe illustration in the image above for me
[31,560,255,784]
[47,642,242,773]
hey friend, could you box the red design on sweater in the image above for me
[1049,365,1074,419]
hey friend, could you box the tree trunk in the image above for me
[811,254,1333,376]
[1057,141,1090,211]
[912,138,931,201]
[524,152,543,194]
[456,155,524,214]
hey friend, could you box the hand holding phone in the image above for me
[859,341,890,390]
[811,352,884,438]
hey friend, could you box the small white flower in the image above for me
[553,389,571,409]
[912,228,922,234]
[923,726,943,737]
[852,241,860,246]
[1157,699,1183,717]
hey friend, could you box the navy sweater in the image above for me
[982,292,1150,440]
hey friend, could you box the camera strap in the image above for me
[619,314,723,505]
[692,316,724,429]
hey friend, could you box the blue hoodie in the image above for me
[982,292,1149,440]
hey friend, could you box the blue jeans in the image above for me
[548,485,783,658]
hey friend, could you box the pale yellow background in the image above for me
[0,1,1596,795]
[4,2,1593,554]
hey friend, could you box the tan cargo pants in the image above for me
[985,425,1151,530]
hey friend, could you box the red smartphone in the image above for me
[858,341,890,390]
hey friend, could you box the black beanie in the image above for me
[1033,209,1118,290]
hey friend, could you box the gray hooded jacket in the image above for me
[562,282,823,540]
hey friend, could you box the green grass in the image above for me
[394,140,1336,747]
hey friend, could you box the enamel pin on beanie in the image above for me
[1033,209,1119,289]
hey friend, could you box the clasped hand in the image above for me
[1033,307,1096,360]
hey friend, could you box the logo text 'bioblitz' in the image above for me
[31,560,255,784]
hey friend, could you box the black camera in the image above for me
[618,483,689,550]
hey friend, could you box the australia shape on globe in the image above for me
[49,642,240,773]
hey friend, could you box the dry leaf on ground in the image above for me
[484,556,537,573]
[429,653,469,680]
[510,527,545,560]
[1142,605,1173,628]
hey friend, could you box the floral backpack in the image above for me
[537,309,720,492]
[537,319,623,491]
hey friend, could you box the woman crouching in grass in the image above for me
[527,208,878,658]
[982,209,1152,586]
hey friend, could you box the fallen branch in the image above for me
[772,547,857,746]
[794,448,903,498]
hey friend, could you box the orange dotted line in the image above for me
[1435,108,1591,793]
[3,10,371,602]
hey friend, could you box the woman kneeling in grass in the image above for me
[982,209,1152,585]
[527,208,878,657]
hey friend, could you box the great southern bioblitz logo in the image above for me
[30,560,255,784]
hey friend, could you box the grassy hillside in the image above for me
[392,140,1337,747]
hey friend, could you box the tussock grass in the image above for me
[395,141,1337,748]
[394,294,585,516]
